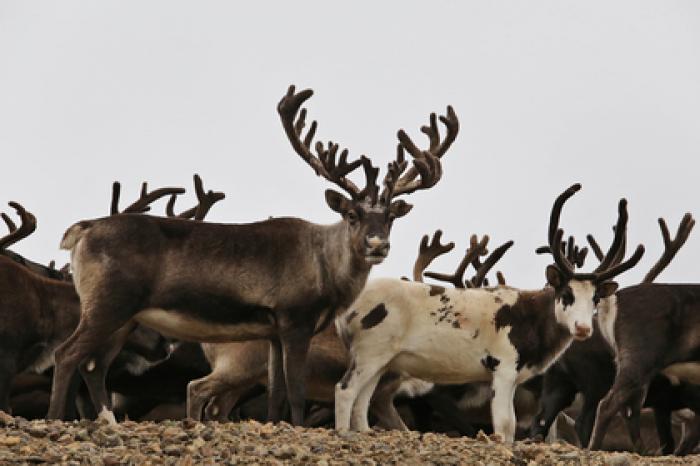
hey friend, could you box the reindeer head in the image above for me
[538,184,644,340]
[278,85,458,265]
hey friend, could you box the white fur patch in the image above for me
[395,379,434,398]
[98,406,117,425]
[456,383,492,410]
[28,345,57,374]
[662,362,700,385]
[85,359,96,372]
[597,294,618,350]
[135,308,273,342]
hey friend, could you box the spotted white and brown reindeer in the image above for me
[334,183,645,442]
[187,230,508,429]
[47,85,459,425]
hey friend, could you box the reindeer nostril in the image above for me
[575,323,591,336]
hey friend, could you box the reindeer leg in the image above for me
[652,406,674,455]
[190,370,261,421]
[621,388,647,454]
[491,368,518,443]
[575,397,602,448]
[78,321,136,424]
[280,325,314,426]
[0,355,17,414]
[589,370,650,451]
[267,338,287,422]
[370,379,407,431]
[48,310,133,420]
[351,372,384,431]
[676,412,700,456]
[531,370,576,441]
[335,354,393,432]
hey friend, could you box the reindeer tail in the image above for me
[60,221,92,250]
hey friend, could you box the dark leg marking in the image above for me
[481,355,501,371]
[452,321,460,329]
[361,304,388,329]
[339,360,356,390]
[429,285,445,297]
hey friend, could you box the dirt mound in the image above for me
[0,412,693,465]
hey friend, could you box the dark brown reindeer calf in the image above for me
[48,85,459,424]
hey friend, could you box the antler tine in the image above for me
[424,235,489,289]
[593,244,645,283]
[278,85,371,199]
[587,225,626,266]
[611,226,627,267]
[388,106,458,198]
[496,271,507,286]
[469,234,489,270]
[586,234,604,261]
[121,182,186,215]
[173,174,226,220]
[545,184,584,278]
[1,213,16,232]
[574,246,589,268]
[593,199,629,274]
[166,194,178,217]
[643,213,695,283]
[469,240,514,288]
[0,202,37,250]
[110,182,121,215]
[565,236,576,265]
[413,230,455,282]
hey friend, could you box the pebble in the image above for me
[0,413,694,465]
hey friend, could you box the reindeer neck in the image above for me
[315,221,373,308]
[496,287,573,373]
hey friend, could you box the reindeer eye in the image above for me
[561,290,574,307]
[593,295,601,306]
[347,211,359,224]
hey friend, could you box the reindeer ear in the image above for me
[325,189,352,215]
[389,200,413,219]
[597,281,619,299]
[545,265,564,289]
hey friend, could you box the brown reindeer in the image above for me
[0,177,221,418]
[48,85,459,424]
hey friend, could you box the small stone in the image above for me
[103,455,121,466]
[163,444,182,456]
[606,454,631,466]
[0,436,21,446]
[181,418,198,429]
[0,411,14,427]
[27,426,47,438]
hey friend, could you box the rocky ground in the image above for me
[0,412,696,465]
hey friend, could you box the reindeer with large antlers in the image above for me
[335,184,644,442]
[582,211,700,455]
[530,214,700,454]
[48,85,458,425]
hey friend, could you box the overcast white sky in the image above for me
[1,1,699,288]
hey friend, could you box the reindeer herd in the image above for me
[2,84,700,456]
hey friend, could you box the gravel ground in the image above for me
[0,412,696,465]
